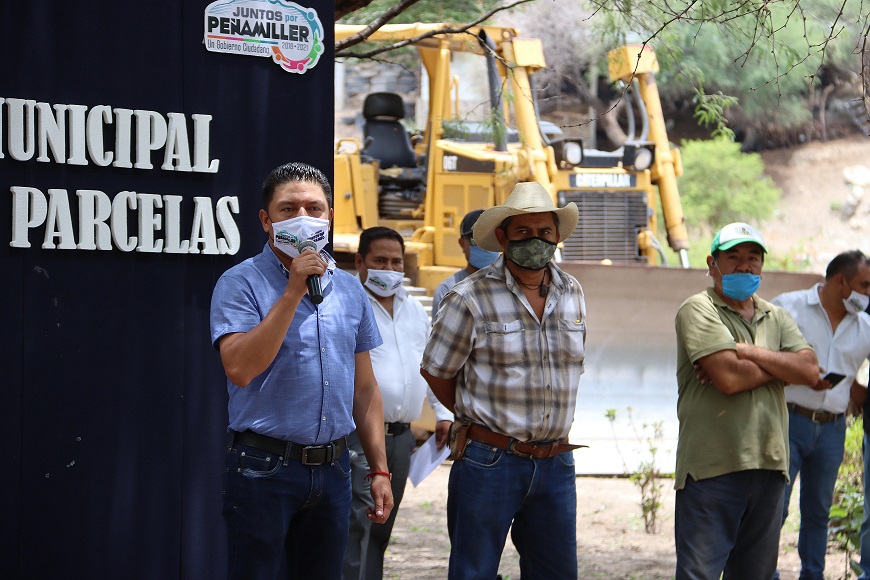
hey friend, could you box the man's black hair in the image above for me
[825,250,870,281]
[358,226,405,258]
[460,210,485,238]
[261,162,333,211]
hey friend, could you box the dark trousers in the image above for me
[675,469,785,580]
[343,429,415,580]
[224,441,352,580]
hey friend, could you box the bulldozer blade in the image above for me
[559,262,823,475]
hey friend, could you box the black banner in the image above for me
[0,1,334,578]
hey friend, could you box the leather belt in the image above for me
[385,422,411,436]
[788,403,844,424]
[466,423,584,459]
[231,430,347,465]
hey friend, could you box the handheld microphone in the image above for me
[297,240,323,305]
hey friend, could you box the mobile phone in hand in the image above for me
[823,372,846,387]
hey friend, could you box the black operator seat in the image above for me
[361,92,417,169]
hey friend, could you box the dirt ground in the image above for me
[385,462,856,580]
[759,135,870,274]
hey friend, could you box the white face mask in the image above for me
[843,290,870,314]
[271,215,329,258]
[363,269,404,297]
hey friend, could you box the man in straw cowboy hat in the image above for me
[421,181,587,579]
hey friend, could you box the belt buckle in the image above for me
[507,439,533,459]
[810,410,826,423]
[300,445,319,465]
[300,443,334,465]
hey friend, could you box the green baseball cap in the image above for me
[711,222,767,254]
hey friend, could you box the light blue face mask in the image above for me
[720,272,761,301]
[468,244,499,269]
[713,260,761,301]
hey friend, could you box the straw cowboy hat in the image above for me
[472,182,579,252]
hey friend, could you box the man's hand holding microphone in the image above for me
[287,240,325,304]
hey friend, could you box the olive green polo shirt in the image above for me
[674,287,812,490]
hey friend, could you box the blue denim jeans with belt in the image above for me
[446,439,578,580]
[223,441,352,580]
[778,411,846,580]
[675,469,785,580]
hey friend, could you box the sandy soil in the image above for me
[384,462,857,580]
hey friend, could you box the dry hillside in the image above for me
[759,135,870,273]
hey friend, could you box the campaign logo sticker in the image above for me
[368,275,388,291]
[204,0,324,74]
[275,229,297,246]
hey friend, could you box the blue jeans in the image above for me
[779,412,846,580]
[223,441,353,580]
[858,433,870,579]
[446,440,578,580]
[675,470,785,580]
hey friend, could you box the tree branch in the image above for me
[335,0,536,57]
[335,0,424,53]
[863,21,870,121]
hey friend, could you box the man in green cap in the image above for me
[673,222,819,580]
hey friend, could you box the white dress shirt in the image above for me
[363,281,453,424]
[773,284,870,413]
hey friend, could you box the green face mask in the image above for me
[506,237,556,270]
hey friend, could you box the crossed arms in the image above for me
[696,343,818,395]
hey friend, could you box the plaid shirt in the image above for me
[421,255,586,441]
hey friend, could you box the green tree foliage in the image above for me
[338,0,870,135]
[590,0,867,132]
[337,0,869,138]
[678,137,781,231]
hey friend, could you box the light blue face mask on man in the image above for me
[712,258,761,301]
[468,244,499,269]
[718,269,761,301]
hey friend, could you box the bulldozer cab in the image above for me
[360,91,427,219]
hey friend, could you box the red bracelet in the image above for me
[365,470,392,481]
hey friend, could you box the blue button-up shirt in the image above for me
[210,243,382,444]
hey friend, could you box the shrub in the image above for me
[605,408,666,534]
[677,137,781,232]
[829,416,864,577]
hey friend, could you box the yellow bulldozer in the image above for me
[332,22,691,292]
[330,23,825,466]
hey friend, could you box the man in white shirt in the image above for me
[343,226,453,580]
[772,250,870,580]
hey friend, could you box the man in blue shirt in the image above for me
[430,209,499,321]
[211,162,394,580]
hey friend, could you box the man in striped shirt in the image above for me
[421,182,587,580]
